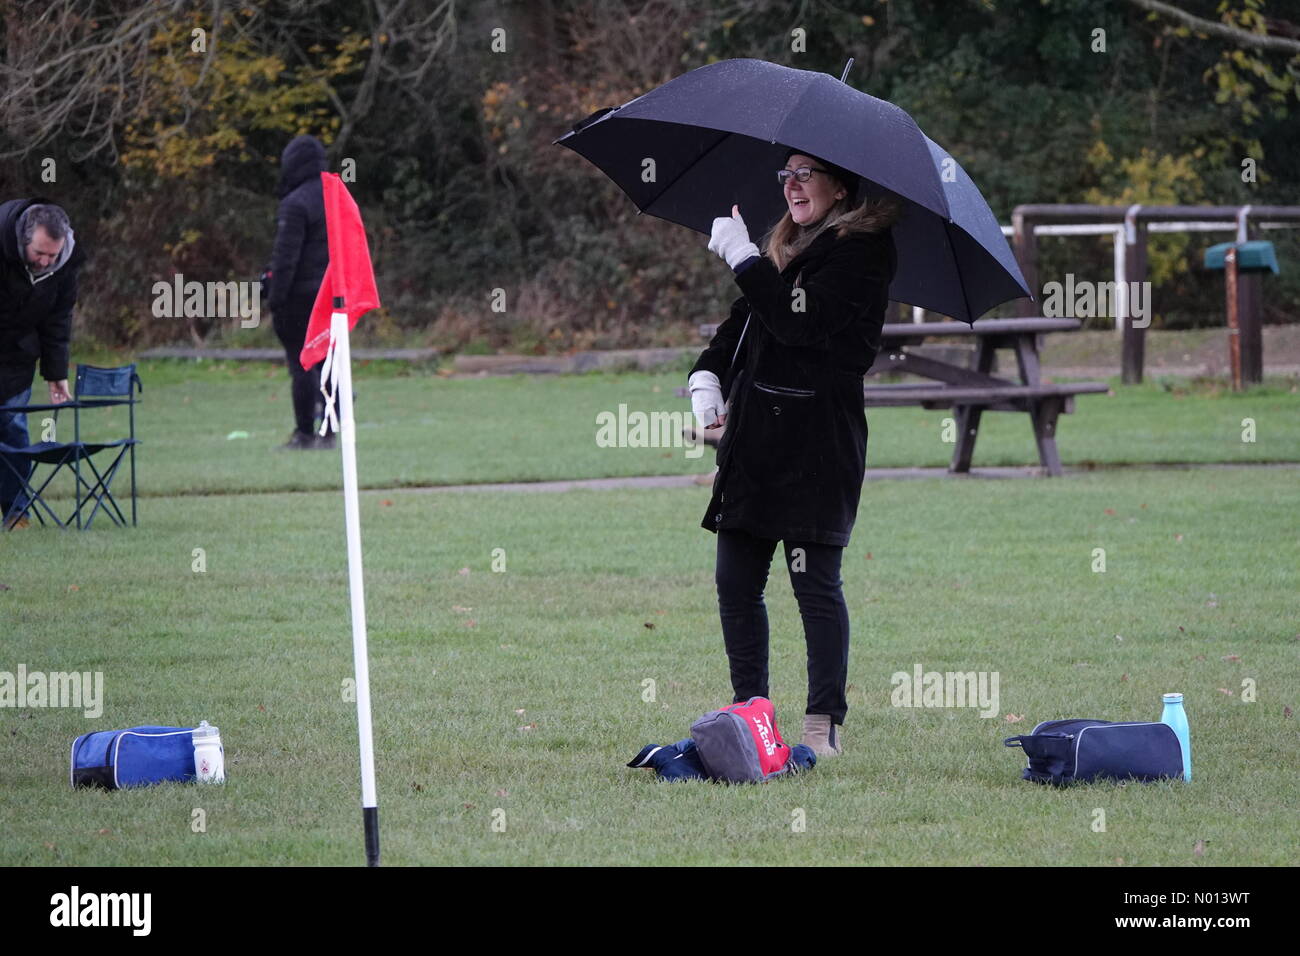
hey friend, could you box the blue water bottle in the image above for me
[1160,693,1192,782]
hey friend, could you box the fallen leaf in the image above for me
[1114,634,1124,642]
[1217,688,1234,696]
[1174,533,1184,542]
[514,708,526,715]
[257,704,266,712]
[463,802,475,809]
[1120,673,1129,682]
[1194,655,1206,661]
[1104,508,1116,516]
[68,585,79,592]
[1284,706,1293,719]
[1178,626,1185,632]
[644,621,655,629]
[518,723,537,731]
[1193,840,1206,857]
[463,619,477,628]
[452,605,473,613]
[1140,503,1147,509]
[1004,713,1024,723]
[381,499,393,507]
[1222,654,1241,662]
[411,782,423,792]
[43,842,55,850]
[654,609,666,615]
[96,828,111,836]
[458,567,470,576]
[494,788,509,797]
[0,583,10,590]
[865,552,872,559]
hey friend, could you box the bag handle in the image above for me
[1004,737,1026,748]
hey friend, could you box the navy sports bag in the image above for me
[1004,718,1183,786]
[71,726,197,789]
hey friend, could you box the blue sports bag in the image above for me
[1004,718,1183,786]
[70,726,196,789]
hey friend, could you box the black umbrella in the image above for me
[556,58,1032,323]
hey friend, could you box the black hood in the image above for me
[277,135,328,198]
[0,196,82,274]
[0,197,33,264]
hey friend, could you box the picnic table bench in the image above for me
[680,316,1109,476]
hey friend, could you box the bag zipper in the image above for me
[1072,722,1175,778]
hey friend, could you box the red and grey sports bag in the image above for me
[690,696,796,783]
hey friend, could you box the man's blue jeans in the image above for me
[0,385,34,520]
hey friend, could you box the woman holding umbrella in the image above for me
[688,150,901,758]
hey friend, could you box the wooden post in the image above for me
[1121,206,1148,385]
[1012,209,1037,318]
[1238,274,1263,384]
[1236,211,1264,386]
[1225,247,1242,392]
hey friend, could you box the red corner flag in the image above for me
[300,173,381,369]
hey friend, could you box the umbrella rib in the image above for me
[953,222,977,323]
[638,125,735,218]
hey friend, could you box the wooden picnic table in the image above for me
[688,316,1110,476]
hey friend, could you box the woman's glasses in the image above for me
[776,166,829,185]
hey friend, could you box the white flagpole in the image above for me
[327,306,380,866]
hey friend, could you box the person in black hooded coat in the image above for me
[0,199,85,525]
[690,150,900,758]
[267,135,331,449]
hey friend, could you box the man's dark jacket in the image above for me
[0,197,86,399]
[690,226,897,547]
[268,135,329,315]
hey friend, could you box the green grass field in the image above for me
[2,362,1297,865]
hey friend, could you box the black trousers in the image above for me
[272,302,324,436]
[715,527,851,724]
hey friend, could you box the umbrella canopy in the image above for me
[556,58,1033,323]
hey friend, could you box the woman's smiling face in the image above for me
[783,153,846,226]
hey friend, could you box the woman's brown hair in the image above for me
[763,181,904,272]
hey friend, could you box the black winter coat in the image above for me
[268,136,329,314]
[0,197,86,399]
[690,226,897,547]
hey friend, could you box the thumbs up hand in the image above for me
[708,205,760,270]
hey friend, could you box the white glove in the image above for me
[708,205,760,270]
[688,369,726,429]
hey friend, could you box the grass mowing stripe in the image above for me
[24,368,1299,501]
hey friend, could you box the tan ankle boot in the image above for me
[802,714,843,757]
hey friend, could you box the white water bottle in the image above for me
[192,721,226,783]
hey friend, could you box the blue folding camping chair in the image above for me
[0,364,142,530]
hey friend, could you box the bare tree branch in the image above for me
[1124,0,1300,54]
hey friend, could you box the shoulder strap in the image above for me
[728,269,803,370]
